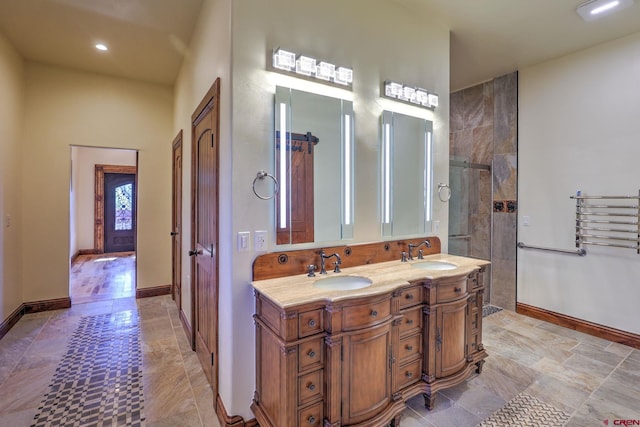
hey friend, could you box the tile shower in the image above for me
[449,72,518,310]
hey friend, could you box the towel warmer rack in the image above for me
[570,190,640,254]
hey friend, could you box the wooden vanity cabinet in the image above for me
[252,267,487,426]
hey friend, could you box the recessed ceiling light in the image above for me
[95,43,108,51]
[576,0,634,21]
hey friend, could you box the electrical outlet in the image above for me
[255,230,267,252]
[237,231,250,252]
[432,220,440,234]
[523,216,530,226]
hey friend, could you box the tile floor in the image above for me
[70,253,136,304]
[0,295,639,426]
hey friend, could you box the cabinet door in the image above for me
[341,322,392,425]
[436,298,467,378]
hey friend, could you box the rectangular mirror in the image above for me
[380,110,433,237]
[275,86,354,245]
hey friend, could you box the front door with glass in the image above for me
[104,173,136,253]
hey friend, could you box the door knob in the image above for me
[170,231,179,236]
[189,249,202,256]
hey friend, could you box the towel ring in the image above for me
[438,183,451,202]
[253,170,279,200]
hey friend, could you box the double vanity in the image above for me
[251,238,489,427]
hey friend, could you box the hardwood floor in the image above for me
[70,252,136,304]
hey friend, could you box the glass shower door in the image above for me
[448,156,492,299]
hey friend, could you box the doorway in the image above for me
[69,146,138,305]
[172,131,183,312]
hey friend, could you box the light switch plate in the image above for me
[237,231,250,252]
[433,220,440,234]
[255,230,267,252]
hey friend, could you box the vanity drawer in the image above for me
[468,307,480,333]
[298,402,323,426]
[298,338,324,373]
[399,307,422,336]
[398,333,422,362]
[342,298,391,331]
[299,309,324,338]
[436,277,467,303]
[399,286,422,309]
[397,358,422,389]
[298,369,323,406]
[468,273,480,290]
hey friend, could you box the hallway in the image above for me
[0,296,220,426]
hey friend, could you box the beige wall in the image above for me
[21,63,173,301]
[173,0,449,418]
[173,0,232,358]
[0,33,24,321]
[71,146,137,253]
[518,31,640,334]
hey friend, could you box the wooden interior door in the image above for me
[190,79,220,395]
[275,131,317,244]
[104,173,136,253]
[171,131,183,311]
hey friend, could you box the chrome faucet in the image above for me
[320,250,342,274]
[407,239,432,260]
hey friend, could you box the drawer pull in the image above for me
[406,372,413,378]
[307,383,316,391]
[308,416,316,424]
[405,294,414,300]
[308,319,317,327]
[407,319,414,325]
[308,350,316,358]
[406,345,413,351]
[454,287,462,293]
[371,310,378,317]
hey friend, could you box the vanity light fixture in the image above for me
[576,0,634,21]
[384,81,438,109]
[272,48,353,87]
[343,113,353,226]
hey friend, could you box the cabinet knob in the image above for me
[308,319,316,327]
[406,345,413,351]
[454,287,462,293]
[308,416,316,424]
[307,383,316,391]
[371,310,378,317]
[405,294,414,300]
[406,372,413,378]
[308,350,316,358]
[407,319,414,325]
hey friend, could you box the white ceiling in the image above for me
[1,0,640,89]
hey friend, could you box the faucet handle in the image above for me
[401,251,408,262]
[418,249,424,260]
[307,265,316,277]
[333,262,341,273]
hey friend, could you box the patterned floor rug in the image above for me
[482,304,503,318]
[31,311,145,427]
[478,393,569,427]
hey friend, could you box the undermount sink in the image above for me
[412,260,458,271]
[313,275,373,291]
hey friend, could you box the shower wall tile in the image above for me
[472,125,493,164]
[492,212,517,311]
[451,129,473,159]
[462,84,485,130]
[493,154,517,200]
[494,73,518,155]
[483,81,494,127]
[450,90,464,132]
